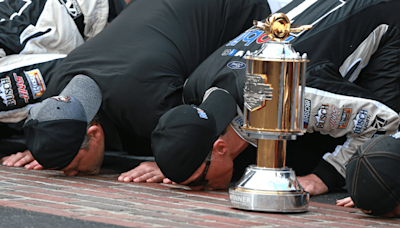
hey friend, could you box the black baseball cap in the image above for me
[152,90,237,183]
[346,135,400,216]
[23,75,102,169]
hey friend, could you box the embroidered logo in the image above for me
[13,73,29,103]
[315,104,329,128]
[329,105,339,129]
[51,95,70,103]
[24,69,46,99]
[371,116,387,129]
[338,108,351,129]
[303,99,311,128]
[227,61,246,70]
[58,0,82,19]
[192,105,208,119]
[0,76,16,106]
[353,109,368,134]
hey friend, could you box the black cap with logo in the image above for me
[23,75,102,169]
[152,90,237,183]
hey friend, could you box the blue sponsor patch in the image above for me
[227,61,246,70]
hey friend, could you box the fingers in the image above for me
[119,170,165,183]
[336,197,354,207]
[2,150,35,167]
[25,160,44,170]
[163,178,174,184]
[118,161,166,183]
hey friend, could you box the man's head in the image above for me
[152,90,244,189]
[346,135,400,217]
[179,125,249,190]
[23,75,104,175]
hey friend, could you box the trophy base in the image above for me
[229,165,309,213]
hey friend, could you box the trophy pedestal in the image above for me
[229,165,309,212]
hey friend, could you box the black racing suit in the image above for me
[0,0,273,154]
[183,0,400,190]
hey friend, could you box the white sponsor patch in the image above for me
[24,69,46,99]
[0,76,16,106]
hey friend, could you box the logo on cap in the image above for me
[192,105,208,119]
[51,95,70,103]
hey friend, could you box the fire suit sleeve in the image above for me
[0,53,66,123]
[303,87,400,189]
[0,0,108,57]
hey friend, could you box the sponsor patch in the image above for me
[227,61,246,70]
[392,132,400,139]
[227,49,238,56]
[315,104,329,128]
[13,73,29,103]
[338,108,351,129]
[51,95,70,103]
[0,76,16,106]
[192,105,208,119]
[363,115,371,131]
[58,0,82,19]
[371,116,387,129]
[303,99,311,128]
[353,109,368,134]
[225,30,294,47]
[329,105,339,129]
[24,69,46,99]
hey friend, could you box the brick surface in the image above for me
[0,165,399,227]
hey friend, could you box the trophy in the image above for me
[229,13,312,212]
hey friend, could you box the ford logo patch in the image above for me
[227,61,246,69]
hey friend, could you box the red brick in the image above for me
[177,189,229,199]
[310,202,359,212]
[5,191,78,202]
[181,195,231,206]
[305,215,382,226]
[191,221,244,228]
[76,216,150,227]
[125,198,194,209]
[84,210,141,220]
[0,199,24,207]
[63,189,127,199]
[252,218,323,228]
[120,192,189,203]
[193,215,265,226]
[10,204,81,217]
[12,186,72,196]
[138,218,204,228]
[20,199,80,210]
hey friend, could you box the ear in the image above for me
[212,138,228,155]
[86,123,104,144]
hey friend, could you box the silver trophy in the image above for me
[229,13,312,212]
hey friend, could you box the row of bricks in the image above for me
[0,165,399,227]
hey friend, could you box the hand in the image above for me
[118,161,174,184]
[297,174,329,196]
[2,150,43,170]
[336,196,355,207]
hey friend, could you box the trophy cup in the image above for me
[229,13,312,212]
